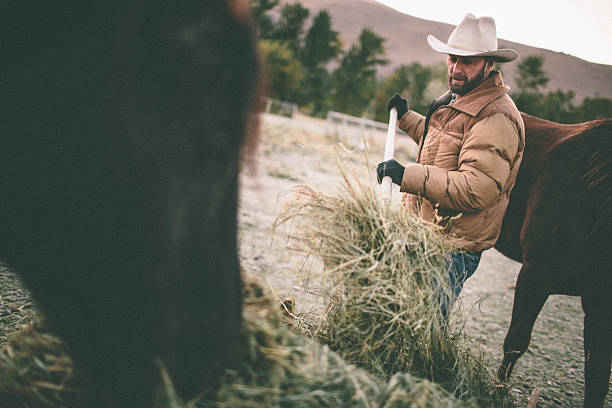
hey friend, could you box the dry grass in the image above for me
[203,278,477,408]
[275,160,512,407]
[0,320,84,407]
[0,278,479,408]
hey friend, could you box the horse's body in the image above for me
[1,1,259,406]
[495,113,612,407]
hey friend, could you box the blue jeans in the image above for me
[440,251,482,320]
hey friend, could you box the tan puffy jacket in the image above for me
[398,71,525,252]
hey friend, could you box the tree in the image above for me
[512,55,555,119]
[251,1,310,105]
[259,39,306,103]
[302,66,333,116]
[299,10,342,116]
[570,97,612,122]
[540,89,575,123]
[373,65,412,122]
[272,3,310,55]
[330,29,387,116]
[373,63,437,122]
[405,63,435,115]
[251,0,279,39]
[251,1,394,117]
[300,10,341,68]
[515,55,549,93]
[510,54,612,123]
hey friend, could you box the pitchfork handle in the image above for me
[382,107,398,202]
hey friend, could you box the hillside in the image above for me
[279,0,612,102]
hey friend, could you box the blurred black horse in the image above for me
[495,113,612,407]
[1,1,259,406]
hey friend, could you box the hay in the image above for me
[0,320,84,407]
[202,278,476,408]
[275,163,512,407]
[0,279,476,408]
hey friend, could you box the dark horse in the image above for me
[495,113,612,407]
[1,1,259,406]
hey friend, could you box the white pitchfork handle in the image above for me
[382,107,398,202]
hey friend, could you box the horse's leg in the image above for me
[581,294,611,408]
[497,263,548,382]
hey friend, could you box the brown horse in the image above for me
[1,1,259,406]
[495,113,612,407]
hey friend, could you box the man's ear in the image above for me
[485,58,495,74]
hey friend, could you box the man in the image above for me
[377,13,525,319]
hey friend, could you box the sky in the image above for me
[373,0,612,66]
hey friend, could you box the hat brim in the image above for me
[427,35,518,62]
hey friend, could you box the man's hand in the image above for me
[387,94,408,120]
[377,159,405,186]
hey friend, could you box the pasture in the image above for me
[0,112,606,407]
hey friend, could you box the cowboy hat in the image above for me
[427,13,518,62]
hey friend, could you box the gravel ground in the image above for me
[0,265,36,346]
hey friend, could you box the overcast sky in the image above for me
[373,0,612,66]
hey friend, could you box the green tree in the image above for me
[302,66,333,116]
[331,29,388,116]
[251,1,310,105]
[540,89,575,122]
[300,10,341,68]
[373,63,435,122]
[516,55,549,92]
[511,54,589,123]
[251,1,394,117]
[568,97,612,122]
[512,55,549,116]
[373,65,412,122]
[512,55,554,119]
[251,0,279,39]
[259,39,306,103]
[405,63,435,115]
[299,10,342,116]
[272,3,310,55]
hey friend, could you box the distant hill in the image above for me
[279,0,612,102]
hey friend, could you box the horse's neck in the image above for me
[521,115,578,181]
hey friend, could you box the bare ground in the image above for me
[0,265,36,346]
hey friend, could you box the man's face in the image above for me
[447,55,492,96]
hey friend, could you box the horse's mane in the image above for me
[541,118,612,240]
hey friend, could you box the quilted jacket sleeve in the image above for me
[398,110,426,144]
[400,113,520,213]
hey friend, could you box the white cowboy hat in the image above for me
[427,13,518,62]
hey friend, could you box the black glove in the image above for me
[386,94,408,120]
[377,159,405,186]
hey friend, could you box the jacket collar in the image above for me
[450,71,509,117]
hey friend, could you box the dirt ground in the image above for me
[239,113,611,408]
[0,113,608,407]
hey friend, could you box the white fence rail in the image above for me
[325,111,407,148]
[262,99,413,152]
[264,98,298,117]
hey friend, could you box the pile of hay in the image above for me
[204,278,477,408]
[0,279,477,408]
[275,165,511,407]
[0,321,84,407]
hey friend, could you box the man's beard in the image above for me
[448,64,488,96]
